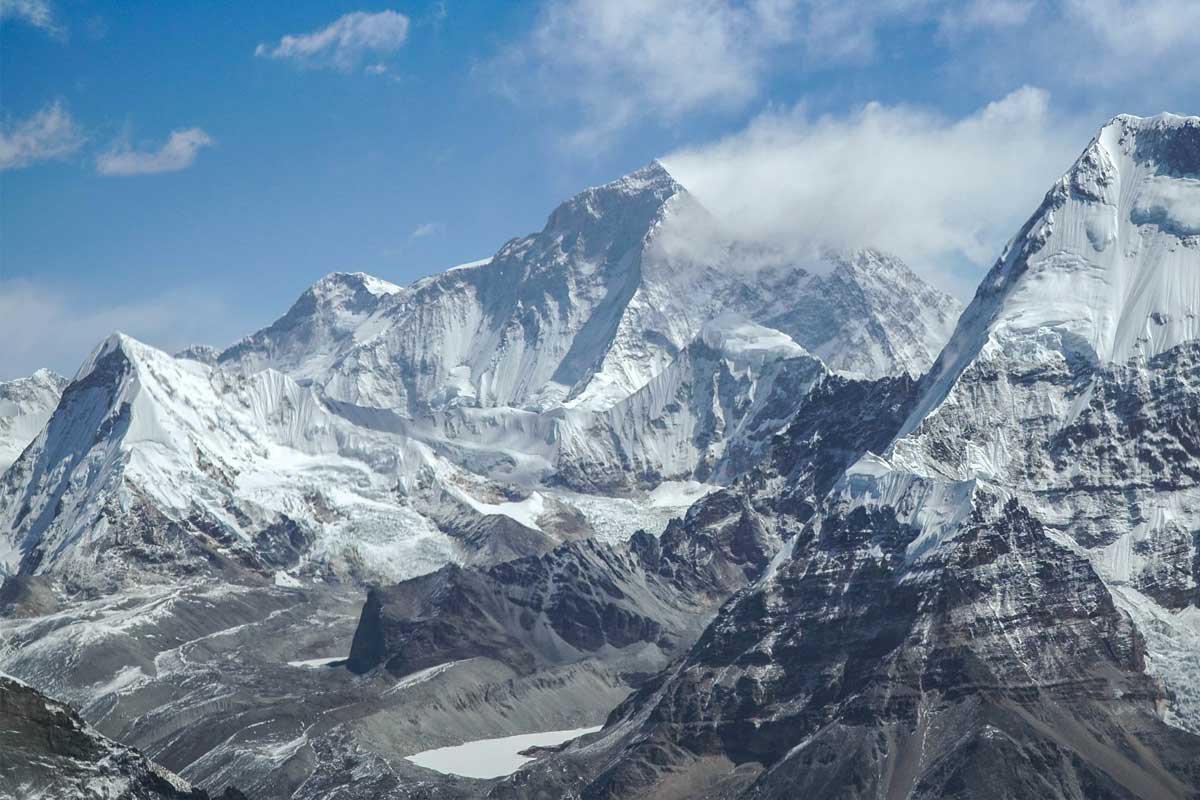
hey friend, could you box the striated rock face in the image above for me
[553,316,830,492]
[495,496,1200,800]
[0,673,244,800]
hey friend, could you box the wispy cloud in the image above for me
[255,10,410,72]
[0,0,59,34]
[1063,0,1199,56]
[0,101,84,170]
[659,87,1085,299]
[501,0,1199,150]
[408,222,440,240]
[96,128,214,176]
[502,0,995,151]
[938,0,1033,35]
[507,0,800,149]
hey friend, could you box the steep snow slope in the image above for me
[875,114,1200,720]
[902,112,1200,449]
[555,315,828,489]
[0,369,66,474]
[219,165,688,413]
[0,333,461,588]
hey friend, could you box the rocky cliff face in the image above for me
[346,484,783,680]
[500,497,1197,800]
[0,673,244,800]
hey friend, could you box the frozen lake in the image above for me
[406,726,603,779]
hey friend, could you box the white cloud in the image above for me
[659,87,1084,298]
[939,0,1033,34]
[0,101,83,170]
[96,128,214,176]
[1133,176,1200,236]
[0,280,247,380]
[931,1,1200,102]
[505,0,1199,149]
[516,0,801,148]
[0,0,58,33]
[409,222,440,240]
[255,10,410,72]
[1062,0,1200,58]
[508,0,986,149]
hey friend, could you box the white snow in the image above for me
[273,571,301,588]
[455,490,547,531]
[0,368,65,474]
[286,656,345,669]
[1133,175,1200,236]
[1,159,961,600]
[405,726,602,779]
[647,480,718,508]
[699,313,808,366]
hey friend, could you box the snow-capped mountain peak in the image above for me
[831,111,1200,730]
[544,160,682,233]
[0,368,67,474]
[0,160,964,592]
[900,112,1200,448]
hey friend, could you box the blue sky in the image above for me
[2,0,1198,378]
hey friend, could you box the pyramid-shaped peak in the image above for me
[73,332,161,383]
[543,160,685,237]
[606,159,680,193]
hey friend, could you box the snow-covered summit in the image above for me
[218,162,958,415]
[904,111,1200,437]
[0,368,66,474]
[820,112,1200,731]
[544,160,682,236]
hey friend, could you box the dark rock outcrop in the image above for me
[0,673,245,799]
[493,498,1200,799]
[347,485,784,679]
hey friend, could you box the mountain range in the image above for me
[2,113,1199,800]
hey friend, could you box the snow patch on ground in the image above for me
[274,571,301,588]
[456,490,546,531]
[647,480,718,508]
